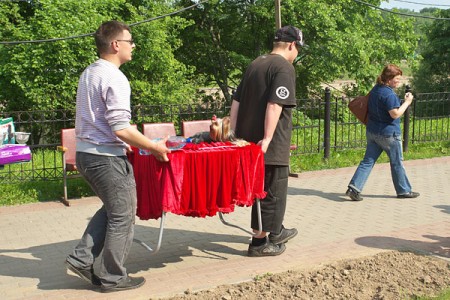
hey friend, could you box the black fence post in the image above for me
[403,85,411,152]
[324,87,331,159]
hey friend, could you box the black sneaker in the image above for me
[346,188,363,201]
[101,276,146,293]
[66,260,101,286]
[248,242,286,257]
[269,226,298,244]
[397,191,420,198]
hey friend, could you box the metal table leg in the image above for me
[133,211,166,254]
[219,199,262,236]
[135,199,262,254]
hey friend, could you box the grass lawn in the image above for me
[1,141,448,207]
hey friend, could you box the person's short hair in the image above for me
[272,41,291,49]
[94,20,131,54]
[273,25,305,47]
[377,64,403,85]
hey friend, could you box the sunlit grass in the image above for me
[409,288,450,300]
[0,177,93,206]
[290,141,449,173]
[1,140,448,206]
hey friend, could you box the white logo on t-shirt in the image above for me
[276,86,289,99]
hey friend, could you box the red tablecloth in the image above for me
[129,142,266,220]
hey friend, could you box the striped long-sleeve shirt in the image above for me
[75,59,132,156]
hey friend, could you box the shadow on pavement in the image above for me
[288,187,397,202]
[355,235,450,259]
[0,225,249,291]
[435,205,450,215]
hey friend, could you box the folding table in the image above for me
[128,142,266,254]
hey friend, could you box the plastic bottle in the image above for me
[139,149,152,155]
[166,136,186,150]
[139,136,186,155]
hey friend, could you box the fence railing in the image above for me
[291,88,449,157]
[1,89,448,183]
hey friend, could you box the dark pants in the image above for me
[67,152,137,287]
[251,165,288,234]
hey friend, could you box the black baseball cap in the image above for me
[274,25,305,47]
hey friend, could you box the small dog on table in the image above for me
[188,115,249,146]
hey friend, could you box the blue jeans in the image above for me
[67,152,137,287]
[348,131,412,195]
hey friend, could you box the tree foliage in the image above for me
[0,0,195,112]
[124,1,197,106]
[1,0,437,114]
[411,9,450,93]
[175,0,276,101]
[176,0,419,99]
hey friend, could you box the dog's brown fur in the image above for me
[209,116,233,142]
[209,116,249,146]
[189,116,249,146]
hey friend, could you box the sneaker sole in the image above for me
[66,261,93,284]
[247,244,286,257]
[397,194,420,198]
[101,278,146,293]
[269,230,298,245]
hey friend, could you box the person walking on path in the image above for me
[346,64,420,201]
[230,25,305,257]
[66,20,170,293]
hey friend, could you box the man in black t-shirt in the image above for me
[231,25,305,257]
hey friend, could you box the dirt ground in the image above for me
[161,251,450,300]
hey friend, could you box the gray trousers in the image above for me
[67,152,137,286]
[251,165,288,234]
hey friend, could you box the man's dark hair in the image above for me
[94,20,131,54]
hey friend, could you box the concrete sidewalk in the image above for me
[0,156,449,300]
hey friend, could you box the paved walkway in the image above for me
[1,156,449,300]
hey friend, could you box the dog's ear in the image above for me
[209,116,233,142]
[209,120,220,141]
[220,117,231,141]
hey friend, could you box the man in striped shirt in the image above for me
[66,20,169,293]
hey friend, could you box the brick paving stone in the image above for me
[0,156,448,299]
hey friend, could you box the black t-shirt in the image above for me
[234,54,296,165]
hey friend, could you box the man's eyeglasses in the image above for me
[116,39,135,45]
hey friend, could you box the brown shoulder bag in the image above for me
[348,94,369,125]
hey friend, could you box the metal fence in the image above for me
[291,88,449,156]
[1,89,448,183]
